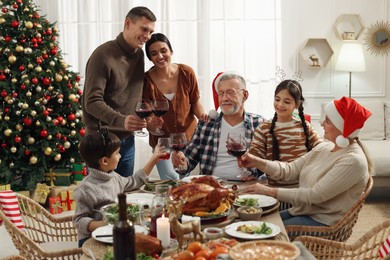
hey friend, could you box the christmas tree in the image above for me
[0,0,85,190]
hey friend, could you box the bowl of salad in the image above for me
[100,202,143,225]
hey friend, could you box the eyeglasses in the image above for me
[217,89,245,98]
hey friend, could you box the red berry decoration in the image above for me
[42,77,51,86]
[23,117,33,126]
[15,136,21,143]
[67,113,76,121]
[40,129,48,138]
[11,20,19,28]
[31,77,38,84]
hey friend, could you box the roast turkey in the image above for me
[170,176,237,215]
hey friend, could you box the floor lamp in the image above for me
[335,43,366,98]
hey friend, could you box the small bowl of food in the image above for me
[100,202,143,225]
[237,206,263,221]
[203,227,224,241]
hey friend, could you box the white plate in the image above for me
[115,193,155,208]
[234,194,278,208]
[92,224,147,243]
[181,175,220,183]
[224,221,281,240]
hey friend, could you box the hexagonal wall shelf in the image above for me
[335,14,365,41]
[300,38,334,68]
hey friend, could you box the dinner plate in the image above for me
[181,175,220,183]
[224,221,281,240]
[92,224,147,243]
[234,194,278,208]
[115,193,155,208]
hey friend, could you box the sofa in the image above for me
[314,100,390,187]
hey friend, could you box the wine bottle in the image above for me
[113,193,136,260]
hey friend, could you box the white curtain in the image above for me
[35,0,281,175]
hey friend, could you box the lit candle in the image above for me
[156,214,170,248]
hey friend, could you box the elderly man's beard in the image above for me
[220,102,241,115]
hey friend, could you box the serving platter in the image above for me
[181,175,220,183]
[224,221,281,240]
[92,224,147,244]
[114,193,155,208]
[234,194,278,208]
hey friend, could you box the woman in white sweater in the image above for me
[240,97,373,227]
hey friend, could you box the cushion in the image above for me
[361,140,390,177]
[385,101,390,139]
[321,100,385,140]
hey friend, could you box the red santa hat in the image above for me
[212,72,224,111]
[324,97,372,148]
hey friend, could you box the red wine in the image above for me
[228,149,246,157]
[152,109,168,117]
[135,110,152,119]
[159,152,171,160]
[171,144,186,151]
[113,193,136,260]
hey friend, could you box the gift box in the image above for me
[45,168,73,186]
[50,184,78,198]
[31,183,50,204]
[60,190,75,211]
[72,162,86,182]
[49,196,62,214]
[0,184,11,191]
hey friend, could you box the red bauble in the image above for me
[4,108,9,113]
[56,133,62,139]
[78,89,83,95]
[42,77,51,86]
[62,136,67,141]
[43,110,49,116]
[37,38,42,44]
[46,29,52,35]
[36,57,42,64]
[52,119,59,125]
[76,75,81,82]
[79,128,86,136]
[20,84,26,90]
[31,77,38,84]
[16,0,23,3]
[31,38,37,43]
[0,74,6,81]
[12,92,18,98]
[42,53,48,59]
[11,20,19,28]
[50,48,58,55]
[1,143,6,148]
[40,129,48,137]
[25,149,30,156]
[33,13,40,19]
[23,117,32,126]
[67,113,76,121]
[19,38,26,43]
[4,36,11,42]
[12,4,18,9]
[57,116,64,122]
[1,90,7,97]
[15,136,21,143]
[32,43,38,48]
[18,65,25,71]
[2,8,8,13]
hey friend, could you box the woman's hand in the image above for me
[171,151,187,169]
[240,182,277,198]
[146,115,163,132]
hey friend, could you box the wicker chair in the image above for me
[287,175,373,242]
[297,218,390,259]
[0,192,82,259]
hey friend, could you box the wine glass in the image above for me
[226,133,252,178]
[150,99,169,136]
[157,137,171,160]
[134,100,152,137]
[170,133,188,172]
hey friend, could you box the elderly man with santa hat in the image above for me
[240,96,373,227]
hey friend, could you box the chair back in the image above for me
[287,175,373,242]
[0,193,82,259]
[298,218,390,259]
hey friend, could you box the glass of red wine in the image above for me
[150,99,169,136]
[157,138,171,160]
[226,133,252,178]
[169,133,187,172]
[134,100,152,137]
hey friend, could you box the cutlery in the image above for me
[95,234,112,238]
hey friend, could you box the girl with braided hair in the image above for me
[249,80,323,186]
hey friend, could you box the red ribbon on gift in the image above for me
[60,191,75,211]
[49,197,62,214]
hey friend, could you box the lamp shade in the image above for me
[335,43,366,72]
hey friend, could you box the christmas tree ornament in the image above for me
[28,137,35,144]
[0,17,5,24]
[16,124,23,130]
[31,77,38,84]
[4,68,10,73]
[68,94,76,101]
[11,78,17,83]
[70,130,76,136]
[55,74,63,82]
[64,141,70,149]
[14,136,21,143]
[30,110,37,116]
[9,162,14,168]
[7,99,13,105]
[47,135,52,140]
[46,116,52,122]
[22,103,29,109]
[23,117,32,126]
[40,129,48,137]
[36,120,41,126]
[4,128,12,136]
[25,21,33,28]
[24,47,32,54]
[67,113,76,121]
[35,86,42,92]
[54,153,61,161]
[49,61,55,66]
[11,20,19,27]
[70,158,75,163]
[8,55,17,63]
[10,146,17,153]
[30,156,38,164]
[4,115,10,120]
[15,45,23,52]
[58,98,63,104]
[35,66,42,72]
[61,119,67,125]
[44,147,52,155]
[25,149,30,155]
[15,111,20,116]
[26,91,32,96]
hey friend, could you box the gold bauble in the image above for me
[10,146,17,153]
[4,129,12,136]
[61,119,67,126]
[30,110,37,117]
[55,74,63,82]
[47,135,52,140]
[22,103,29,109]
[0,18,5,24]
[8,55,17,63]
[7,99,13,105]
[25,21,33,29]
[36,121,41,126]
[4,115,10,121]
[28,63,33,69]
[11,78,17,83]
[16,124,23,130]
[54,154,61,161]
[9,162,14,168]
[64,75,69,81]
[28,137,35,144]
[30,156,38,164]
[44,147,52,155]
[70,130,76,136]
[15,45,24,52]
[68,94,76,101]
[35,66,42,72]
[64,141,71,149]
[26,91,32,97]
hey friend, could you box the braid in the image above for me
[270,112,280,160]
[298,105,312,151]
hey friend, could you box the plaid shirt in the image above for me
[183,111,265,176]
